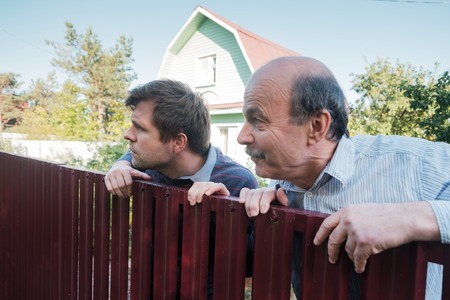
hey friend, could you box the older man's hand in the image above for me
[239,186,289,217]
[313,202,440,273]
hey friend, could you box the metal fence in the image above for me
[1,151,449,299]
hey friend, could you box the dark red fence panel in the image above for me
[362,243,424,299]
[78,171,95,300]
[0,151,6,298]
[213,197,248,300]
[444,245,450,299]
[130,181,154,300]
[110,193,130,300]
[1,151,450,300]
[62,167,80,300]
[180,191,211,300]
[152,185,183,299]
[93,174,111,300]
[299,211,351,300]
[251,207,295,299]
[38,159,54,300]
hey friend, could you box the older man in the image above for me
[237,56,450,299]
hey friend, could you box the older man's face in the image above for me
[237,76,312,182]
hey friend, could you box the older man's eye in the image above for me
[252,118,266,130]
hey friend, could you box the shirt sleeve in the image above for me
[423,141,450,244]
[428,200,450,244]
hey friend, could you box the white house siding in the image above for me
[157,19,253,166]
[162,18,251,105]
[209,113,250,167]
[158,52,176,79]
[157,18,255,168]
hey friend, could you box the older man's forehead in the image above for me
[242,103,261,116]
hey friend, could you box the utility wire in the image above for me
[0,27,53,56]
[371,0,448,4]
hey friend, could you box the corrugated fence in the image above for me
[0,151,449,299]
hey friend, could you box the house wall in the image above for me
[159,18,251,105]
[1,133,99,164]
[158,18,252,166]
[209,112,249,166]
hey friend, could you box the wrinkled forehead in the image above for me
[244,75,291,106]
[243,80,292,123]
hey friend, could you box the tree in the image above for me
[1,24,135,170]
[349,58,438,139]
[46,22,136,141]
[78,141,129,172]
[402,71,450,143]
[0,73,25,129]
[13,74,59,139]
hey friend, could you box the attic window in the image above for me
[196,55,216,87]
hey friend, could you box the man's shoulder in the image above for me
[350,134,435,155]
[213,148,251,172]
[210,147,258,189]
[214,156,254,177]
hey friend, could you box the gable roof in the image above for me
[157,6,300,77]
[203,7,300,71]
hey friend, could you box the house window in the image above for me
[196,55,216,87]
[219,128,229,153]
[218,126,238,158]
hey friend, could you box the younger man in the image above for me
[105,79,257,298]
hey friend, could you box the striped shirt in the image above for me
[274,134,450,299]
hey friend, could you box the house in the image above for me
[156,6,300,167]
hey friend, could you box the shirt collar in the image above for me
[321,136,355,186]
[179,145,216,182]
[277,136,355,191]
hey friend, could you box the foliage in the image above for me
[401,71,450,143]
[2,23,135,172]
[67,140,129,172]
[13,74,60,139]
[0,138,12,152]
[245,157,269,188]
[0,73,25,129]
[50,82,96,140]
[46,22,136,141]
[349,58,441,140]
[0,73,19,90]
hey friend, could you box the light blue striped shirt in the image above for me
[274,134,450,299]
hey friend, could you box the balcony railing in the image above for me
[1,151,449,299]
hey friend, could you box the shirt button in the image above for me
[306,191,313,198]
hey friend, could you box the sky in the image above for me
[1,0,449,103]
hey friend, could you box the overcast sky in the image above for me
[1,0,449,102]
